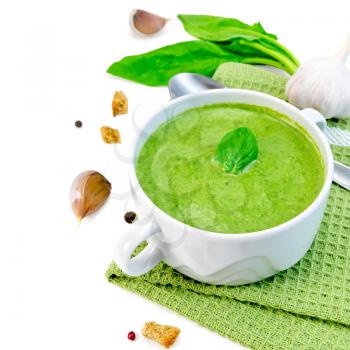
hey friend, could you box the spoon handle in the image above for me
[333,161,350,191]
[168,73,224,99]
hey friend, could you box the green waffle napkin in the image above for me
[106,62,350,350]
[214,62,289,100]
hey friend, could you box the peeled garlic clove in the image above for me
[286,35,350,119]
[130,9,168,35]
[70,170,112,221]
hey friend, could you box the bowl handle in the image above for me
[301,108,327,130]
[113,220,163,276]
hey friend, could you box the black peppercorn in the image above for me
[124,211,137,224]
[75,120,83,128]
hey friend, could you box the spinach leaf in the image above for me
[178,14,299,74]
[178,14,277,41]
[215,127,258,175]
[107,40,241,86]
[223,39,298,74]
[107,14,300,86]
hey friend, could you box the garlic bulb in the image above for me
[70,170,112,221]
[286,35,350,119]
[129,9,169,35]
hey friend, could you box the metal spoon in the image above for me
[168,73,225,99]
[168,73,350,191]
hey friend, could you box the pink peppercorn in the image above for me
[127,331,136,341]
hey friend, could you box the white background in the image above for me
[1,0,350,349]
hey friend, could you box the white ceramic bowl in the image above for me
[113,89,333,286]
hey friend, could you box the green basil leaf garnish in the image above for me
[215,127,258,175]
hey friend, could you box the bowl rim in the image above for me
[128,88,334,241]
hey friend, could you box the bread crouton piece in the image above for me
[100,126,121,144]
[142,321,180,348]
[112,91,128,116]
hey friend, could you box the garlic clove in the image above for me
[129,9,169,35]
[70,170,112,221]
[286,35,350,119]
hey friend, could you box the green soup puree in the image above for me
[136,103,324,234]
